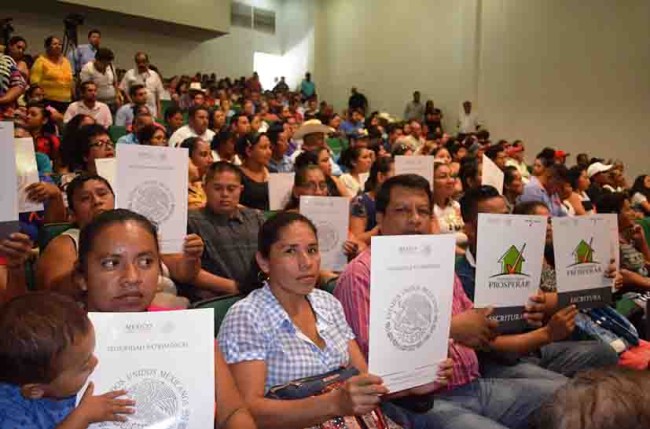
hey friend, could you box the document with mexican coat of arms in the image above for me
[474,214,547,332]
[368,234,455,393]
[115,145,188,253]
[81,310,215,429]
[300,196,349,271]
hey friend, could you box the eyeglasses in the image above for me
[89,139,114,149]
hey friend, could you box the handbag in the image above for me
[266,367,403,429]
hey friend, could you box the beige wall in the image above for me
[58,0,230,33]
[314,0,649,178]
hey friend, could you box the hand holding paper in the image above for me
[75,382,135,425]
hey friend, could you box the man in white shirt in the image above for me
[63,81,112,128]
[505,140,531,183]
[458,100,481,134]
[402,119,425,150]
[404,90,425,122]
[119,52,163,117]
[169,105,215,147]
[79,47,118,109]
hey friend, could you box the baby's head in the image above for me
[0,292,97,399]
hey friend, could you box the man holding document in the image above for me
[456,186,618,378]
[336,175,559,429]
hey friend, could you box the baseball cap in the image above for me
[587,162,613,178]
[555,150,570,160]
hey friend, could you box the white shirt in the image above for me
[79,61,116,103]
[339,173,363,196]
[168,125,215,148]
[63,101,113,128]
[458,111,480,134]
[212,151,242,165]
[119,68,164,117]
[505,158,531,183]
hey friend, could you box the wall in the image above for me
[314,0,649,178]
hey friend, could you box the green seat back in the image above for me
[38,223,73,252]
[264,210,278,220]
[320,277,338,295]
[108,126,128,142]
[327,137,347,156]
[637,217,650,249]
[192,294,243,336]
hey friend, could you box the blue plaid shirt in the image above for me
[218,284,355,393]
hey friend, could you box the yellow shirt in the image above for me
[30,56,73,102]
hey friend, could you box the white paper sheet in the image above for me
[474,214,546,329]
[481,155,504,194]
[15,137,44,213]
[269,172,295,210]
[300,196,349,271]
[82,310,215,429]
[552,216,612,308]
[0,122,18,222]
[95,157,117,190]
[369,234,455,393]
[394,155,434,189]
[115,145,188,253]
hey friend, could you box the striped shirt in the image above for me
[335,247,480,391]
[218,284,355,393]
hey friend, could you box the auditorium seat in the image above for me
[37,222,72,252]
[192,294,243,336]
[108,125,128,142]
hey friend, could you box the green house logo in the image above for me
[494,244,527,276]
[572,238,597,265]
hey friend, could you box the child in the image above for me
[0,292,135,428]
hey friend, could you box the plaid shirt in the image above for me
[218,284,355,393]
[335,247,480,391]
[0,55,27,120]
[188,207,265,286]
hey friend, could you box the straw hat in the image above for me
[293,119,334,139]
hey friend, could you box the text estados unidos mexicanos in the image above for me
[106,341,189,352]
[386,264,441,271]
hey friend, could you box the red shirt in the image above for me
[34,133,60,159]
[335,247,480,391]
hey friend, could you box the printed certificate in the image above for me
[300,196,349,271]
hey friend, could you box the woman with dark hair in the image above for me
[424,100,443,133]
[294,149,349,198]
[434,162,466,247]
[24,102,60,167]
[59,114,96,173]
[458,156,482,192]
[74,209,255,428]
[565,166,593,215]
[237,132,272,210]
[30,36,73,113]
[218,211,447,428]
[180,136,212,210]
[212,130,242,165]
[630,175,650,216]
[66,124,114,174]
[503,166,524,213]
[137,123,168,146]
[339,146,373,196]
[597,193,650,290]
[350,157,394,244]
[520,148,567,217]
[5,36,29,79]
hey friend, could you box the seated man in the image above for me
[456,186,619,378]
[336,174,563,429]
[116,112,154,145]
[63,81,112,128]
[114,84,148,127]
[168,105,215,148]
[187,162,265,300]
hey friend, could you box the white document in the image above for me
[601,213,620,271]
[0,122,18,222]
[552,216,612,308]
[269,172,295,210]
[394,155,434,189]
[482,155,504,194]
[95,157,117,190]
[83,310,215,429]
[15,137,44,213]
[474,214,547,331]
[300,196,349,271]
[115,145,188,253]
[369,234,455,393]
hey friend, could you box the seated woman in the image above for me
[137,123,168,146]
[64,124,114,175]
[433,162,467,248]
[597,193,650,290]
[59,114,96,173]
[237,132,272,210]
[295,149,349,198]
[180,136,214,208]
[566,166,594,215]
[36,174,202,309]
[630,175,650,216]
[339,146,373,196]
[503,166,524,213]
[458,156,482,193]
[350,157,394,245]
[74,208,256,428]
[24,102,60,168]
[218,212,450,429]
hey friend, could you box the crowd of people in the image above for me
[1,26,650,429]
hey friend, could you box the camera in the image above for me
[1,18,14,47]
[64,13,84,28]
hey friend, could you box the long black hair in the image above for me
[631,175,650,199]
[364,156,393,193]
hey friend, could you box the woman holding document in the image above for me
[73,208,256,428]
[218,211,452,428]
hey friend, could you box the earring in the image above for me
[257,271,269,283]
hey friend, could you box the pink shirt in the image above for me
[63,100,113,128]
[335,247,480,390]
